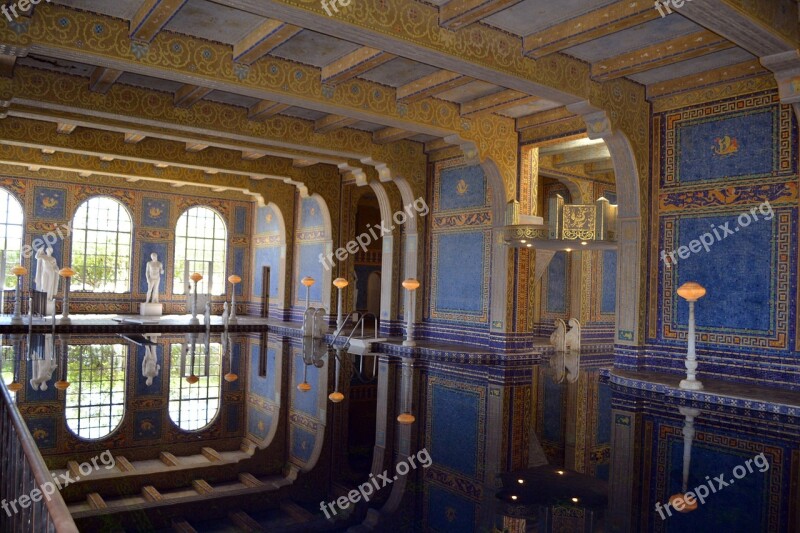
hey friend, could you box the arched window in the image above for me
[0,188,24,289]
[71,197,133,293]
[173,207,227,295]
[65,344,126,440]
[168,341,221,431]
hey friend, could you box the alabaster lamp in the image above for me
[189,272,203,322]
[58,267,75,324]
[10,265,27,324]
[677,282,706,391]
[228,274,241,323]
[333,277,349,330]
[301,276,315,309]
[402,278,420,347]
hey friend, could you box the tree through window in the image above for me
[173,206,227,295]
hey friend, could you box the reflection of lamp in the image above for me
[190,272,203,322]
[670,407,701,513]
[329,347,345,403]
[396,362,415,425]
[333,278,349,330]
[54,334,70,390]
[677,282,706,391]
[228,275,241,324]
[402,278,420,347]
[10,265,26,324]
[222,330,238,382]
[297,357,312,392]
[301,276,315,309]
[58,267,75,324]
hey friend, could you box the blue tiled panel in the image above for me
[33,187,66,219]
[247,407,272,441]
[543,378,563,442]
[426,486,476,532]
[596,383,611,444]
[601,251,617,314]
[248,344,276,400]
[141,198,170,228]
[295,243,324,304]
[138,242,167,297]
[674,214,773,332]
[133,410,161,441]
[233,247,245,296]
[430,385,479,477]
[299,197,324,229]
[234,206,247,234]
[677,109,775,183]
[546,251,567,314]
[228,343,241,392]
[253,246,281,299]
[433,232,486,314]
[438,165,486,211]
[256,205,282,234]
[290,425,315,463]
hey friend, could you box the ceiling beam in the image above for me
[0,55,15,78]
[185,142,209,152]
[124,133,147,144]
[373,127,414,144]
[516,107,576,131]
[174,84,213,108]
[56,123,77,135]
[292,158,317,168]
[88,67,123,94]
[585,160,614,175]
[396,70,471,103]
[321,47,395,86]
[460,89,539,117]
[523,0,658,59]
[539,139,605,156]
[233,19,302,65]
[248,100,290,121]
[314,114,358,133]
[647,59,767,99]
[591,30,734,81]
[439,0,523,31]
[554,145,611,167]
[130,0,188,43]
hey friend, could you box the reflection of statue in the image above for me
[145,253,164,303]
[549,318,566,352]
[142,345,160,386]
[565,318,582,351]
[35,246,59,301]
[30,335,57,391]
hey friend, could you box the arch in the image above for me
[65,343,127,440]
[480,158,511,336]
[367,181,398,328]
[253,202,288,315]
[0,187,24,290]
[173,206,228,296]
[168,339,222,431]
[71,196,134,293]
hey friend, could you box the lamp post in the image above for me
[10,265,27,324]
[677,282,706,391]
[333,278,349,330]
[396,361,415,425]
[301,276,315,309]
[58,267,75,324]
[328,347,345,403]
[190,272,203,323]
[402,278,420,347]
[228,275,241,324]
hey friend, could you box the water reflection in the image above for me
[169,334,222,431]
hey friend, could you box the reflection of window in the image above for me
[71,197,133,293]
[65,344,126,440]
[0,188,24,290]
[169,342,221,431]
[1,345,14,385]
[173,207,227,296]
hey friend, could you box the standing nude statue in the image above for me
[145,253,164,303]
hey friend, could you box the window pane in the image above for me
[173,207,227,296]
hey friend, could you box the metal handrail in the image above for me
[0,382,79,532]
[329,312,379,348]
[329,311,359,346]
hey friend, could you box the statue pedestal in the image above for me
[46,300,56,317]
[140,303,163,316]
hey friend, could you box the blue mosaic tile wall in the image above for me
[293,196,329,314]
[645,90,799,388]
[252,204,284,313]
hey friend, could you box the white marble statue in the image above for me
[145,253,164,303]
[549,318,567,352]
[142,344,160,386]
[565,318,582,352]
[29,335,57,391]
[35,246,59,302]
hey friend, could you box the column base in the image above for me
[402,340,416,347]
[140,303,163,316]
[679,378,704,391]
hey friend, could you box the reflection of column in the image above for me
[608,408,638,533]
